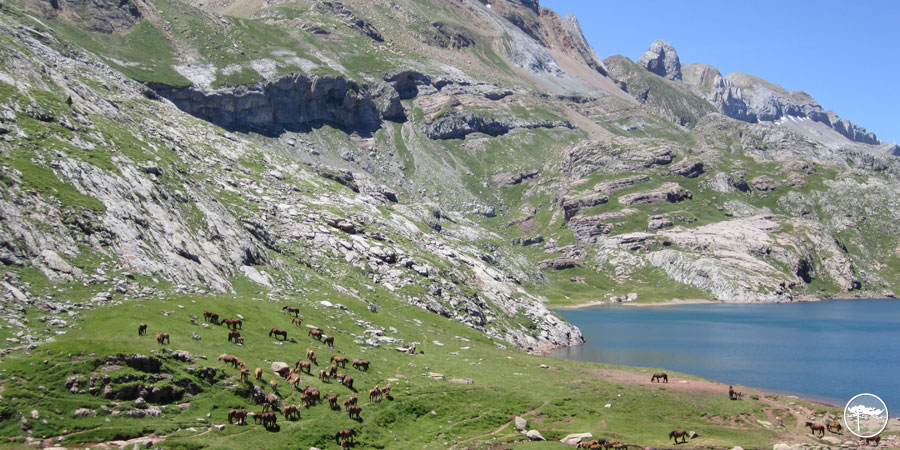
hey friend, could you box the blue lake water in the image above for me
[550,299,900,413]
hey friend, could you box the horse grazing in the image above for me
[805,422,825,437]
[227,409,247,425]
[138,323,147,336]
[308,328,324,340]
[275,366,292,379]
[602,440,620,450]
[352,359,370,371]
[269,328,287,340]
[331,355,348,367]
[335,428,357,444]
[369,386,382,402]
[292,317,302,327]
[295,359,311,374]
[348,405,361,420]
[228,330,242,343]
[269,378,279,393]
[261,411,277,429]
[381,384,391,398]
[282,306,300,317]
[283,404,300,420]
[203,311,219,324]
[240,367,250,383]
[156,332,170,345]
[669,430,688,444]
[344,395,358,410]
[304,386,320,405]
[309,353,317,366]
[827,420,842,433]
[651,372,668,383]
[255,367,263,381]
[328,394,339,410]
[324,335,335,347]
[329,364,339,378]
[223,318,242,330]
[341,375,354,390]
[864,435,881,446]
[319,369,331,382]
[263,393,279,412]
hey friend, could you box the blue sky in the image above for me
[540,0,899,144]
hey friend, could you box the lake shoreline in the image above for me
[552,294,897,311]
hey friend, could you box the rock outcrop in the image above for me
[638,39,682,81]
[424,111,572,140]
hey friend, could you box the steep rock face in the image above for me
[152,74,399,135]
[637,39,682,81]
[424,111,572,140]
[682,63,753,122]
[20,0,141,33]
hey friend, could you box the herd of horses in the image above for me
[137,304,398,448]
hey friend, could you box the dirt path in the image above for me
[589,368,733,397]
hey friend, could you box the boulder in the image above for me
[594,175,650,194]
[751,176,778,193]
[537,257,579,270]
[668,159,704,178]
[560,433,592,445]
[561,193,609,220]
[619,183,692,206]
[525,429,545,441]
[514,416,527,431]
[271,362,289,374]
[638,39,682,81]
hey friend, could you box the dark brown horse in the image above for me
[203,311,219,324]
[805,422,825,437]
[335,428,357,444]
[353,359,370,371]
[262,393,279,412]
[329,364,339,377]
[651,372,668,383]
[328,393,339,410]
[156,332,169,345]
[218,354,240,368]
[324,335,334,347]
[261,411,277,428]
[308,328,323,340]
[863,435,881,446]
[283,404,300,420]
[228,330,242,343]
[269,328,287,340]
[343,395,358,410]
[348,404,361,420]
[282,306,300,317]
[227,409,247,425]
[223,318,242,330]
[341,375,354,390]
[669,430,688,444]
[138,323,147,336]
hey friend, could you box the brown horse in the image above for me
[324,335,334,347]
[218,354,240,368]
[263,393,279,412]
[203,311,219,324]
[669,430,688,444]
[331,355,348,367]
[827,420,842,433]
[651,372,668,383]
[255,367,263,381]
[863,435,881,446]
[261,411,277,428]
[308,328,323,340]
[240,367,250,383]
[156,332,169,345]
[369,386,382,402]
[223,318,242,330]
[341,375,354,390]
[309,353,317,366]
[138,323,147,336]
[344,395,358,410]
[283,404,300,420]
[329,364,339,377]
[227,409,247,425]
[352,359,370,371]
[292,317,302,327]
[228,330,242,343]
[602,440,620,450]
[282,306,300,317]
[335,428,357,444]
[269,328,287,340]
[328,393,339,410]
[348,405,361,420]
[805,422,825,437]
[304,386,320,404]
[381,383,391,398]
[319,369,331,382]
[295,359,311,374]
[275,366,292,379]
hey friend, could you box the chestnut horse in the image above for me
[343,395,358,410]
[156,332,169,345]
[223,318,242,330]
[255,367,263,381]
[328,393,339,410]
[651,372,668,383]
[218,354,240,368]
[381,384,391,398]
[324,335,335,347]
[282,306,300,317]
[348,405,361,420]
[283,404,300,420]
[138,323,147,336]
[308,328,323,340]
[331,355,348,367]
[369,386,382,402]
[275,366,292,379]
[269,328,287,340]
[292,317,302,327]
[228,330,242,343]
[353,359,370,371]
[319,369,331,382]
[341,375,354,390]
[669,430,688,444]
[864,435,881,446]
[240,367,250,383]
[261,411,277,429]
[827,420,842,433]
[335,428,357,444]
[227,409,247,425]
[203,311,219,324]
[805,422,825,437]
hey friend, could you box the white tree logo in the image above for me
[843,393,889,438]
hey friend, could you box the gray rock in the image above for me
[424,111,572,140]
[560,433,592,445]
[668,159,704,178]
[537,257,579,271]
[525,429,545,441]
[514,416,527,431]
[619,183,692,205]
[638,39,682,81]
[594,175,651,194]
[134,397,147,408]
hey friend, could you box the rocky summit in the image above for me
[0,0,898,447]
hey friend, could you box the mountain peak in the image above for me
[638,38,681,81]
